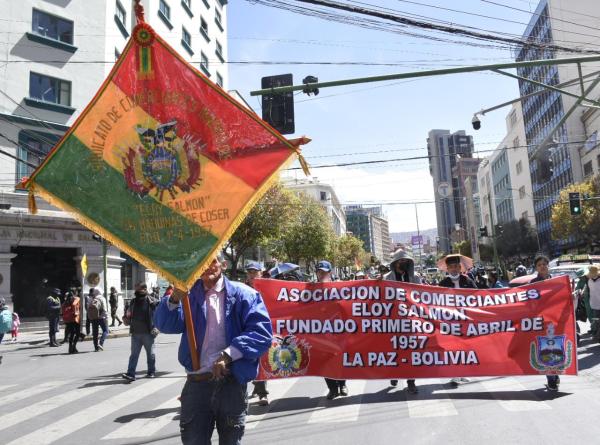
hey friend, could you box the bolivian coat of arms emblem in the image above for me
[260,335,311,378]
[122,120,204,201]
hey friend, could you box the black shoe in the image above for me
[97,345,104,351]
[49,342,58,347]
[122,373,136,381]
[390,380,398,387]
[326,389,339,400]
[546,382,559,392]
[339,385,348,396]
[146,373,155,378]
[118,321,123,326]
[449,379,459,388]
[258,395,269,406]
[407,381,418,394]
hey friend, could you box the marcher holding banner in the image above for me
[384,249,418,394]
[529,254,562,391]
[154,254,273,444]
[318,260,349,400]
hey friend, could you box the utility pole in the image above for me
[487,193,500,268]
[102,238,109,311]
[415,203,422,271]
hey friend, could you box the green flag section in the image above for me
[25,20,306,288]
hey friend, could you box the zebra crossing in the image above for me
[0,374,573,444]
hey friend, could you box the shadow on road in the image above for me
[114,407,180,423]
[79,371,174,388]
[31,351,93,358]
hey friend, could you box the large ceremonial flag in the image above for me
[24,17,306,289]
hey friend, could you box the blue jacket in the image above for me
[153,276,273,384]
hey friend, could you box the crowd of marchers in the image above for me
[1,248,597,445]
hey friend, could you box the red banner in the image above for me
[254,276,577,379]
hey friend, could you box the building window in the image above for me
[200,16,209,41]
[583,160,593,177]
[509,110,517,128]
[200,51,210,76]
[215,39,224,62]
[115,47,121,60]
[116,1,126,26]
[32,9,73,44]
[519,186,526,199]
[160,0,171,19]
[513,136,520,148]
[182,26,191,45]
[516,160,522,175]
[29,72,71,106]
[216,72,223,87]
[215,9,223,31]
[16,131,60,180]
[182,0,191,8]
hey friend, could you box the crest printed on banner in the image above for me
[529,323,573,373]
[260,335,311,378]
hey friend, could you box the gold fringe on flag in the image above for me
[28,182,38,214]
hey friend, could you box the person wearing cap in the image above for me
[384,250,420,393]
[316,260,349,400]
[438,255,477,387]
[153,253,273,444]
[46,288,62,347]
[245,261,270,406]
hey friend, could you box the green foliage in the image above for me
[268,192,336,267]
[495,218,539,258]
[331,234,367,269]
[224,183,296,277]
[423,254,436,268]
[551,175,600,244]
[453,240,471,257]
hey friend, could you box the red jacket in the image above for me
[62,297,80,323]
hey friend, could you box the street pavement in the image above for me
[2,329,600,445]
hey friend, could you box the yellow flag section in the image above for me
[73,81,255,238]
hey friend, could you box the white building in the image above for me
[580,105,600,179]
[0,0,228,315]
[283,177,347,237]
[477,157,495,234]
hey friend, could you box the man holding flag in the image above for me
[154,253,273,444]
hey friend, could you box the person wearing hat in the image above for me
[384,249,419,394]
[316,260,349,400]
[438,255,477,387]
[46,288,62,347]
[245,261,270,406]
[438,255,477,290]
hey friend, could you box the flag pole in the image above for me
[182,292,200,371]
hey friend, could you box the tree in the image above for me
[495,218,538,259]
[269,192,336,268]
[551,175,600,245]
[423,254,436,268]
[332,234,367,270]
[453,240,471,257]
[223,183,296,278]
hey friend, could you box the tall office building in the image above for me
[427,130,474,254]
[345,205,392,263]
[516,0,600,252]
[0,0,229,315]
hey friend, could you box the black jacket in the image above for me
[439,274,478,289]
[128,292,159,335]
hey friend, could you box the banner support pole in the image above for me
[182,292,200,371]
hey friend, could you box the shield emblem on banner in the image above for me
[536,333,566,367]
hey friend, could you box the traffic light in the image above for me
[569,192,582,215]
[479,226,488,237]
[302,75,319,96]
[535,145,554,183]
[497,225,504,235]
[261,74,295,135]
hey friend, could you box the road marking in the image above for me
[7,377,183,445]
[0,384,17,392]
[0,384,105,432]
[0,381,64,408]
[405,379,459,418]
[245,378,299,430]
[102,398,180,440]
[480,377,551,412]
[307,380,368,423]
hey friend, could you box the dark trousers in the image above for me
[110,307,122,326]
[91,318,108,349]
[85,318,91,335]
[179,376,247,445]
[390,379,415,386]
[325,378,346,391]
[251,381,268,397]
[546,375,559,386]
[48,317,59,334]
[66,322,80,351]
[127,333,156,376]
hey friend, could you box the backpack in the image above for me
[88,298,102,320]
[0,310,12,333]
[62,304,75,323]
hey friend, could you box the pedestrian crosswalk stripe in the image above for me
[307,380,368,423]
[6,377,183,445]
[479,377,551,412]
[0,384,17,392]
[0,381,63,406]
[102,397,180,440]
[403,379,459,418]
[245,378,299,430]
[0,384,106,433]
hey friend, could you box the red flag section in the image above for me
[254,276,576,380]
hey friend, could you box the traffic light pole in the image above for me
[487,193,500,269]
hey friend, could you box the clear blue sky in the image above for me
[228,0,538,233]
